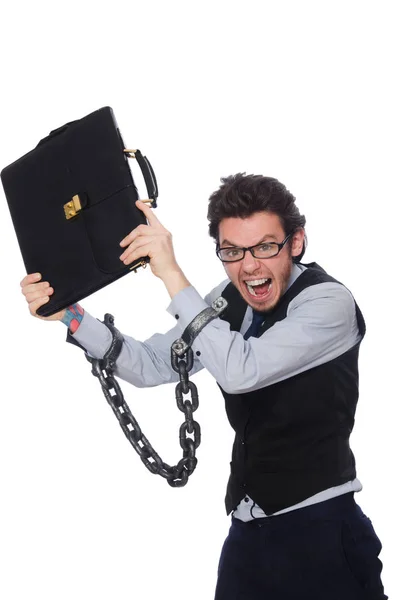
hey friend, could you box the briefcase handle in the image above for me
[124,149,158,209]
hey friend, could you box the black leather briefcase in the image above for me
[1,106,158,316]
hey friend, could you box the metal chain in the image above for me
[85,297,227,487]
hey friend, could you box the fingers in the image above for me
[135,199,160,226]
[28,296,51,316]
[120,238,151,265]
[120,222,170,250]
[120,223,150,248]
[20,273,54,316]
[120,233,151,260]
[24,285,54,304]
[20,272,42,287]
[119,202,165,248]
[22,280,53,299]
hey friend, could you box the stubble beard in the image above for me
[246,256,293,314]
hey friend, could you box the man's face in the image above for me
[218,211,305,312]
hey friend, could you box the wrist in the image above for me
[162,268,191,299]
[60,303,84,333]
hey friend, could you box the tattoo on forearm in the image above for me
[61,303,84,333]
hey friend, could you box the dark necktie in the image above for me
[243,310,265,339]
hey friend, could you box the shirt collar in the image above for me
[286,262,306,292]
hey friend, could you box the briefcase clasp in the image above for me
[130,259,148,273]
[64,195,82,220]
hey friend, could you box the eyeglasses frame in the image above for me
[216,233,293,263]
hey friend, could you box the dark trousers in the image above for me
[215,493,387,600]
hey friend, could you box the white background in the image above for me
[0,1,395,598]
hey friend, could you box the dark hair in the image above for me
[207,173,307,262]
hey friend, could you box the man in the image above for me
[21,174,387,599]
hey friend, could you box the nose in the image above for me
[241,249,262,274]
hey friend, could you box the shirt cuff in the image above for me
[66,311,112,359]
[166,285,210,331]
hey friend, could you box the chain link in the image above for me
[86,321,200,487]
[85,299,227,487]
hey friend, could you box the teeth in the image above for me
[246,278,269,286]
[246,278,271,297]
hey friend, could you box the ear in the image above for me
[291,228,305,258]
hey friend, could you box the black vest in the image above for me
[219,262,366,516]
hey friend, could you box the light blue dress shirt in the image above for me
[70,263,363,519]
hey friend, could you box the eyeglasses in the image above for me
[216,233,292,263]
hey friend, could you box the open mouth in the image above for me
[245,278,272,299]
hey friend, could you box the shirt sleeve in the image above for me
[67,279,230,388]
[168,281,362,394]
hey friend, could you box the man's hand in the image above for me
[119,200,178,278]
[119,200,191,298]
[20,273,66,321]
